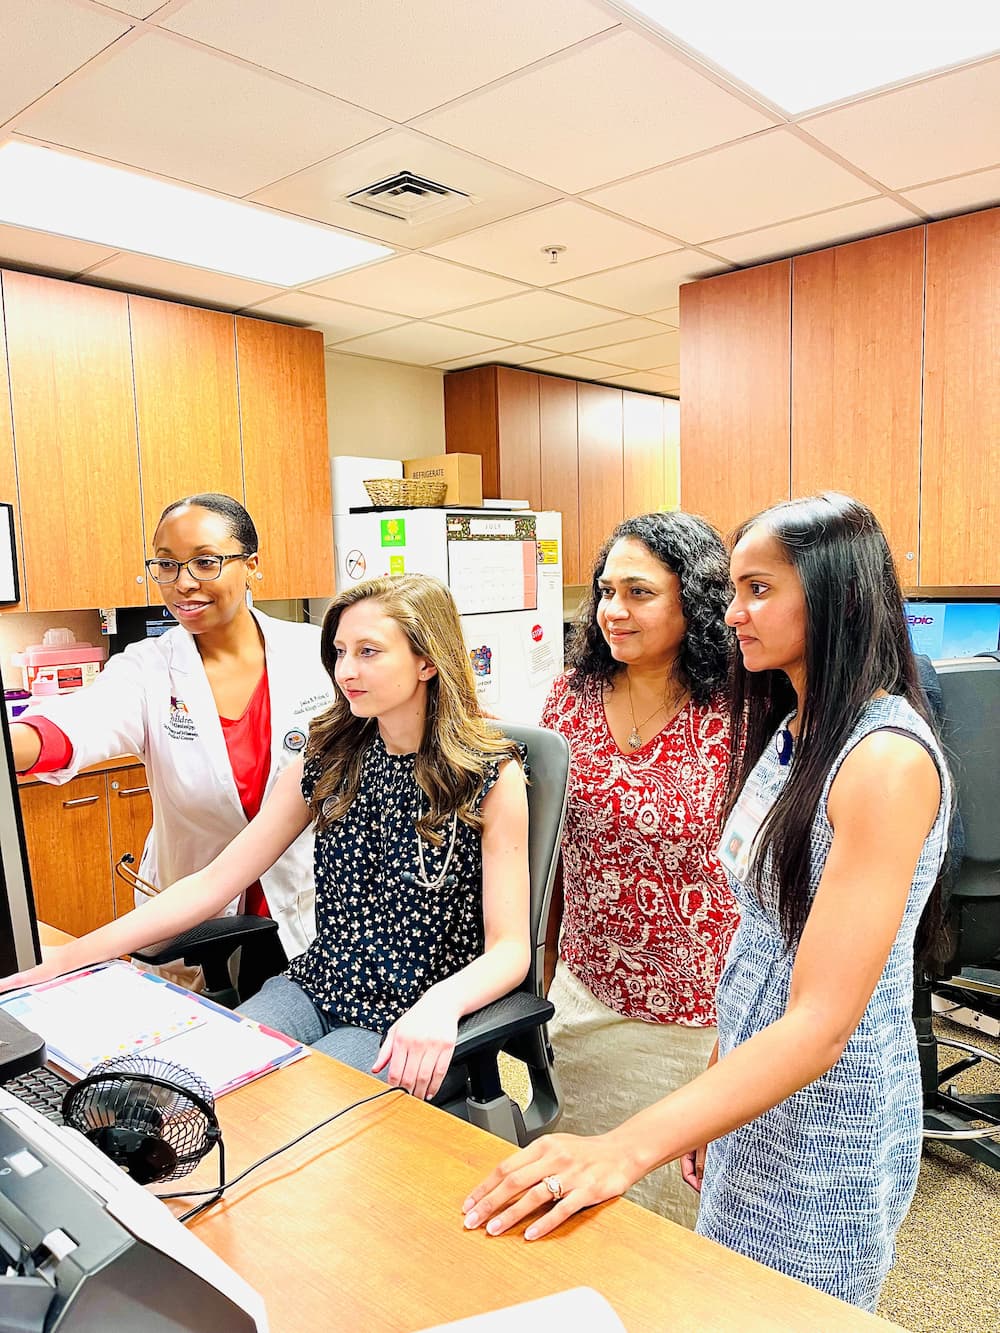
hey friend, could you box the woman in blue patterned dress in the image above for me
[463,493,950,1311]
[6,575,530,1104]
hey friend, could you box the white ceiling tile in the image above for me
[250,128,560,249]
[707,198,921,264]
[553,251,729,315]
[164,0,618,121]
[434,345,552,370]
[583,330,681,370]
[240,292,407,342]
[901,168,1000,218]
[528,354,624,380]
[803,59,1000,190]
[14,30,387,196]
[647,306,680,327]
[537,316,670,353]
[0,0,131,125]
[434,291,624,340]
[613,370,680,395]
[427,200,675,286]
[103,1,164,15]
[586,130,875,243]
[0,223,117,277]
[414,29,776,193]
[335,323,507,366]
[302,253,524,317]
[82,253,283,309]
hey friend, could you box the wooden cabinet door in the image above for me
[623,391,665,518]
[663,398,680,512]
[680,261,791,538]
[19,775,114,936]
[236,318,333,600]
[2,271,146,610]
[444,367,501,498]
[538,376,580,584]
[107,765,153,919]
[496,368,541,508]
[921,207,1000,586]
[0,283,25,612]
[578,383,623,572]
[129,296,243,564]
[792,229,924,577]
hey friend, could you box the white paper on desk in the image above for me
[415,1287,625,1332]
[0,961,305,1096]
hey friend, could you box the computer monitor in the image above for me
[0,701,41,975]
[904,600,1000,660]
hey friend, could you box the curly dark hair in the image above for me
[567,511,732,704]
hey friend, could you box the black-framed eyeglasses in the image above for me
[144,554,247,584]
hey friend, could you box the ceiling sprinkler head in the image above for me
[541,244,567,264]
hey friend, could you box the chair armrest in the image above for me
[132,914,279,967]
[453,992,554,1063]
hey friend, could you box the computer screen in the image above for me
[0,702,41,975]
[904,601,1000,660]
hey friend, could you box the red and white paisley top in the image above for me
[542,672,737,1026]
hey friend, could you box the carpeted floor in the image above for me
[877,1017,1000,1333]
[500,1014,1000,1332]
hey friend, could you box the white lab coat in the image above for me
[32,609,333,958]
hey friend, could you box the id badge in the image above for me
[718,787,773,882]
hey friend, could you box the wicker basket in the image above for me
[363,477,447,508]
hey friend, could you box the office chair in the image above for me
[133,722,570,1148]
[916,656,1000,1168]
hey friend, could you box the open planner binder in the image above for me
[0,960,305,1095]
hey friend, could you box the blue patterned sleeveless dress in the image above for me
[696,696,950,1310]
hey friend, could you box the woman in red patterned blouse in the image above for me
[542,510,736,1228]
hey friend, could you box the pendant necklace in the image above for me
[625,674,675,751]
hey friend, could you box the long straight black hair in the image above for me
[726,492,947,960]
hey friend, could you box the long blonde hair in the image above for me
[305,575,521,841]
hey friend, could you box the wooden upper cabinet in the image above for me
[578,383,623,571]
[680,261,791,538]
[921,207,1000,586]
[2,271,146,610]
[443,366,500,497]
[663,398,680,512]
[496,368,541,508]
[792,228,924,577]
[538,376,580,584]
[0,284,25,612]
[236,318,333,600]
[623,391,665,518]
[129,296,243,564]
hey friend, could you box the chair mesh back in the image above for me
[936,658,1000,863]
[501,723,570,993]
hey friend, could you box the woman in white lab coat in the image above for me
[10,494,333,959]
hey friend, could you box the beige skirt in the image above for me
[547,961,716,1230]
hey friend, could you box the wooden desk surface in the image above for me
[34,930,900,1331]
[170,1055,902,1333]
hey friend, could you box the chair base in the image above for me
[923,1036,1000,1171]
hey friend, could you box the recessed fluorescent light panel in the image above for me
[615,1,1000,112]
[0,142,392,285]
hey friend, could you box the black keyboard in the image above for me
[1,1066,73,1123]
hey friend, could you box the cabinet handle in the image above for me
[62,795,99,808]
[115,786,150,798]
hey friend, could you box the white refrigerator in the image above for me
[332,507,564,726]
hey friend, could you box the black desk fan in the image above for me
[62,1055,225,1201]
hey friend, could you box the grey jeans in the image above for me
[236,975,386,1079]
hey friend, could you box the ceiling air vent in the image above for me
[345,170,476,224]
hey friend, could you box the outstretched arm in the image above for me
[373,757,530,1100]
[1,759,312,993]
[463,729,941,1238]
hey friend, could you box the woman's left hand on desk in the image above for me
[461,1132,635,1240]
[0,944,75,994]
[372,992,458,1101]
